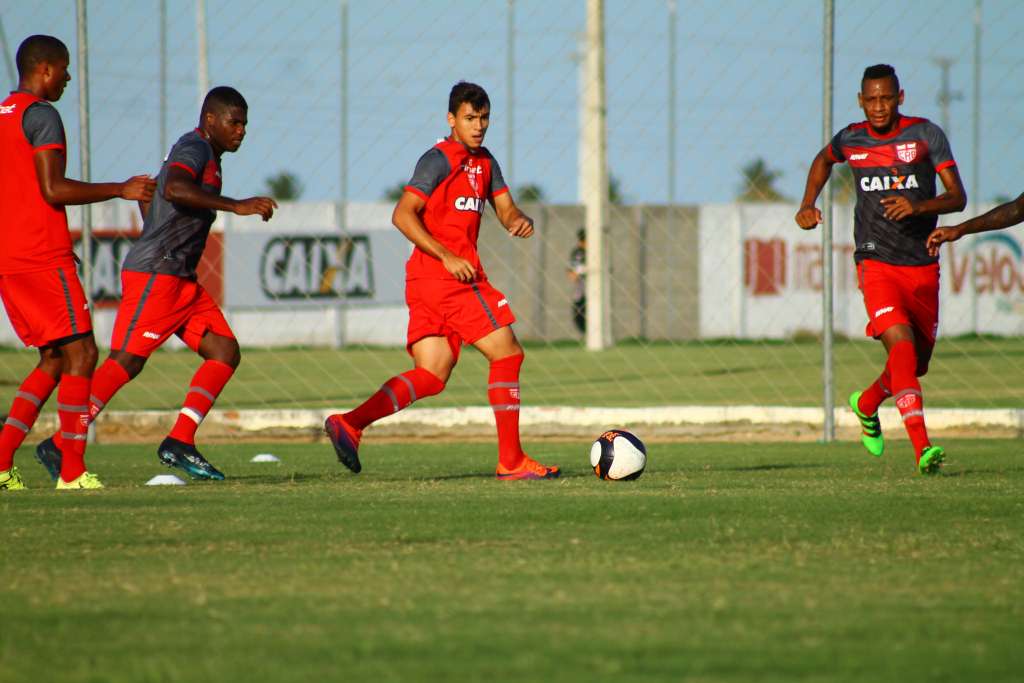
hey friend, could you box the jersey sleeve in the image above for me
[22,102,66,151]
[827,127,848,163]
[923,121,956,172]
[165,136,211,179]
[488,154,509,198]
[404,148,449,200]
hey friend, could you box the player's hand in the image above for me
[926,226,964,257]
[795,205,822,230]
[441,252,476,283]
[506,214,534,238]
[881,196,916,221]
[234,196,278,221]
[121,175,156,202]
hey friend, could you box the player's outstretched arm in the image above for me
[491,192,534,238]
[392,191,476,282]
[163,167,277,220]
[882,165,967,221]
[795,147,835,230]
[927,191,1024,256]
[34,149,155,206]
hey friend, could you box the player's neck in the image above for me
[14,82,47,100]
[196,126,225,158]
[448,134,479,154]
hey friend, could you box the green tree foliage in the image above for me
[264,171,303,201]
[737,158,787,202]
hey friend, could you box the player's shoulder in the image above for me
[476,146,499,163]
[172,128,211,152]
[23,99,61,121]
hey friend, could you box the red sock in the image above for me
[488,353,525,470]
[888,340,930,458]
[57,374,91,482]
[857,369,892,416]
[168,360,235,445]
[344,367,445,430]
[54,358,131,452]
[0,369,58,471]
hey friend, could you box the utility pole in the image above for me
[932,57,962,136]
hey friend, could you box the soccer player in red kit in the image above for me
[796,64,966,474]
[0,35,155,490]
[325,82,560,480]
[34,86,276,482]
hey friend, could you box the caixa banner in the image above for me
[223,227,409,308]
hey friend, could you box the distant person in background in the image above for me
[0,34,155,491]
[568,228,586,335]
[324,81,560,481]
[926,192,1024,254]
[795,64,966,475]
[34,86,276,483]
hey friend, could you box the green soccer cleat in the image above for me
[56,471,104,490]
[918,445,945,475]
[157,437,225,480]
[849,391,884,457]
[0,466,27,491]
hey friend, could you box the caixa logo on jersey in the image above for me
[860,173,919,192]
[454,196,484,213]
[260,235,373,300]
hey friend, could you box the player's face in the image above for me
[41,57,71,102]
[206,106,247,153]
[447,103,489,150]
[858,77,903,134]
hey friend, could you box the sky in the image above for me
[2,0,1022,207]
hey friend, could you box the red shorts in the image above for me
[111,271,234,356]
[0,266,92,347]
[406,278,516,357]
[857,259,939,347]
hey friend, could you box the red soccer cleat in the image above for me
[325,414,363,473]
[495,455,561,481]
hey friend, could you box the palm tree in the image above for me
[264,171,303,201]
[737,158,787,202]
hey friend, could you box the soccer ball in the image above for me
[590,429,646,480]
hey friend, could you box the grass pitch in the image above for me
[2,438,1022,682]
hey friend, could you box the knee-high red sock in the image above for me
[344,368,445,430]
[168,360,235,445]
[57,374,91,482]
[857,369,892,416]
[887,340,930,458]
[0,369,58,471]
[55,358,132,451]
[488,353,525,470]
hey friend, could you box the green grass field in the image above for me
[2,336,1022,411]
[2,439,1022,682]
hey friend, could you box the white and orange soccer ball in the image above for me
[590,429,646,481]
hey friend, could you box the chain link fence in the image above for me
[2,0,1022,441]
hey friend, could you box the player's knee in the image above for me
[219,340,241,370]
[36,349,63,377]
[64,335,99,375]
[915,359,930,377]
[110,350,147,379]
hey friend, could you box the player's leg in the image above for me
[157,287,240,480]
[0,346,61,491]
[325,336,451,474]
[52,332,102,488]
[473,326,560,480]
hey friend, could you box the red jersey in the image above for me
[0,91,74,274]
[402,137,509,281]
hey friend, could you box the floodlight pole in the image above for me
[196,0,209,107]
[582,0,611,350]
[76,0,93,307]
[821,0,835,442]
[506,0,515,185]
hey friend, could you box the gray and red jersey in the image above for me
[829,115,956,266]
[121,129,223,279]
[403,137,508,281]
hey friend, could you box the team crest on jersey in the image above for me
[895,142,917,163]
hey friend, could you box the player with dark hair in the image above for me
[795,64,966,474]
[34,86,276,482]
[325,81,560,480]
[926,192,1024,254]
[0,35,155,490]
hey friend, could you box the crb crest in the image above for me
[895,142,918,163]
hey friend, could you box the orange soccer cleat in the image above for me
[495,455,561,481]
[325,414,363,473]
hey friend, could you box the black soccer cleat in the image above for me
[35,437,63,482]
[157,437,225,480]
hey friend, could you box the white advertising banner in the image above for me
[698,202,1023,339]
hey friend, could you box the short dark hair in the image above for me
[16,35,69,78]
[448,81,490,115]
[862,64,899,90]
[201,86,247,116]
